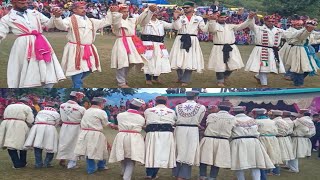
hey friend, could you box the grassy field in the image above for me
[0,128,319,180]
[0,32,319,88]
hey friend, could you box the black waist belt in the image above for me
[276,135,290,137]
[204,135,228,140]
[256,44,280,64]
[214,43,235,64]
[140,35,164,43]
[291,136,308,138]
[178,34,197,53]
[176,124,198,127]
[232,136,257,140]
[146,124,174,133]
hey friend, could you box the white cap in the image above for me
[70,91,85,97]
[130,98,145,107]
[271,110,283,116]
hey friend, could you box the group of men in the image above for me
[0,90,317,180]
[0,1,319,88]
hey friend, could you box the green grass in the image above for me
[0,32,319,88]
[0,128,319,180]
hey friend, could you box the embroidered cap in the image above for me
[271,110,283,116]
[299,109,310,114]
[44,107,57,112]
[183,1,195,8]
[186,91,200,97]
[231,106,246,112]
[119,4,129,11]
[19,97,30,102]
[130,98,145,107]
[282,111,291,117]
[71,1,87,9]
[219,12,227,17]
[290,112,299,117]
[92,97,107,103]
[155,96,168,101]
[218,100,232,108]
[252,108,267,115]
[70,91,85,97]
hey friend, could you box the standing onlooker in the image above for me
[311,113,320,152]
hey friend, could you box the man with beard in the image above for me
[56,91,86,169]
[170,1,207,87]
[144,96,177,179]
[53,2,121,88]
[284,19,320,87]
[279,15,304,81]
[111,4,157,88]
[0,0,66,88]
[245,15,286,87]
[206,10,255,87]
[140,10,172,85]
[0,97,34,169]
[173,91,206,180]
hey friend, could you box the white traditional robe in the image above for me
[285,28,320,73]
[74,107,109,160]
[56,100,86,161]
[141,19,172,76]
[144,104,176,168]
[273,117,295,162]
[53,13,120,77]
[283,117,295,135]
[0,9,65,88]
[111,10,154,69]
[256,117,282,165]
[0,103,34,150]
[199,111,235,168]
[174,100,206,166]
[207,19,253,72]
[109,110,146,164]
[245,24,285,73]
[279,27,297,65]
[230,113,274,170]
[24,108,60,153]
[291,116,316,158]
[170,14,206,73]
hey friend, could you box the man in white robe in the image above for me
[199,101,235,180]
[144,96,176,179]
[206,11,255,87]
[279,15,304,81]
[56,91,86,169]
[287,109,316,173]
[111,4,157,88]
[230,106,274,180]
[170,1,206,87]
[109,98,146,180]
[285,19,320,87]
[0,97,34,168]
[245,15,285,87]
[252,108,282,179]
[140,12,172,85]
[173,91,206,180]
[0,0,65,88]
[74,97,114,174]
[24,103,60,168]
[53,2,120,88]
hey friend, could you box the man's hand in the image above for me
[208,12,219,21]
[248,12,256,19]
[52,7,63,18]
[109,5,119,12]
[149,4,158,13]
[173,10,182,20]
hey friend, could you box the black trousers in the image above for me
[145,74,159,81]
[8,149,27,168]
